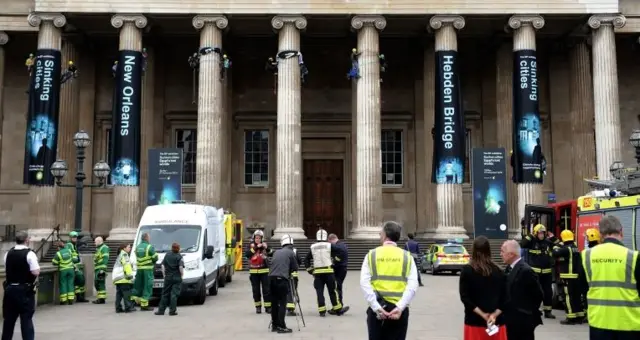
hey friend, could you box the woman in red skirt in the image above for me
[459,236,508,340]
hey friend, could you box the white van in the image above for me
[130,203,225,305]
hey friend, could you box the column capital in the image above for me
[27,12,66,28]
[429,15,465,30]
[111,14,147,29]
[588,14,626,30]
[271,15,307,30]
[508,15,545,30]
[0,32,8,45]
[192,15,228,30]
[351,15,386,31]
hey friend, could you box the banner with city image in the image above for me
[23,49,62,185]
[512,49,543,183]
[110,50,143,186]
[147,148,183,206]
[472,148,509,239]
[432,50,466,184]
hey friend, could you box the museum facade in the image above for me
[0,0,639,240]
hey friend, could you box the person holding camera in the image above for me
[92,237,110,304]
[245,230,273,314]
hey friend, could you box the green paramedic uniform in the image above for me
[93,243,110,301]
[52,245,75,304]
[131,240,158,309]
[156,251,184,315]
[66,241,86,301]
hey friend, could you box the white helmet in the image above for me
[252,230,264,240]
[280,234,294,247]
[316,229,328,241]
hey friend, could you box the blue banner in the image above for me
[147,148,183,206]
[472,148,509,239]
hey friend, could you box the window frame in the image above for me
[381,129,405,188]
[243,129,271,188]
[173,128,198,186]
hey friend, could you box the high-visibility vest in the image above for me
[52,248,74,271]
[136,242,157,270]
[368,245,412,305]
[582,242,640,331]
[93,244,109,271]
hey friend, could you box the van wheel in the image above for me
[194,278,207,305]
[208,277,219,296]
[226,273,232,283]
[218,273,226,288]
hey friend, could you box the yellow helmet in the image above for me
[352,48,357,53]
[68,60,74,66]
[533,224,546,234]
[560,230,574,242]
[586,228,601,242]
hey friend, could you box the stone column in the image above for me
[588,15,626,179]
[421,44,437,238]
[26,13,66,240]
[508,15,545,228]
[429,15,468,239]
[108,14,147,241]
[0,32,7,183]
[78,49,96,233]
[569,41,596,195]
[349,15,385,239]
[139,46,155,210]
[271,15,307,240]
[192,16,228,208]
[55,40,80,232]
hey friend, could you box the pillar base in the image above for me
[417,229,436,239]
[433,226,469,240]
[508,230,522,240]
[27,228,56,242]
[350,227,381,240]
[108,228,138,241]
[271,227,307,240]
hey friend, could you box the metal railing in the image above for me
[3,225,16,242]
[34,225,60,260]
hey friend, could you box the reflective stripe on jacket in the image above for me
[136,242,158,270]
[52,248,74,271]
[112,251,134,284]
[94,244,110,271]
[368,245,412,305]
[582,242,640,331]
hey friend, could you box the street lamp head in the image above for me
[73,130,91,149]
[93,160,111,181]
[610,160,625,178]
[50,160,68,183]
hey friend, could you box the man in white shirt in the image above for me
[2,231,40,340]
[360,221,418,340]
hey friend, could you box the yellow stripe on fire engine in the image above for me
[578,195,640,211]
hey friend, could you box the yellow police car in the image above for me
[421,239,470,275]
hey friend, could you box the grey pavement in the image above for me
[3,271,588,340]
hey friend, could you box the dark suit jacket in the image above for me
[504,259,544,329]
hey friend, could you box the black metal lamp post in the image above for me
[50,130,111,233]
[609,160,625,179]
[629,129,640,164]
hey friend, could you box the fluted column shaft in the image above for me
[421,45,437,238]
[430,15,467,239]
[56,41,80,232]
[139,46,155,210]
[193,16,227,208]
[350,16,385,239]
[588,15,626,179]
[109,14,147,241]
[272,15,307,239]
[509,15,545,232]
[0,33,7,187]
[26,13,65,239]
[569,42,596,195]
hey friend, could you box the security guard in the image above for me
[92,236,109,304]
[586,228,601,249]
[361,221,418,340]
[521,223,559,319]
[304,228,349,316]
[285,239,303,316]
[66,231,87,302]
[552,230,584,325]
[245,229,273,314]
[155,242,184,316]
[2,231,40,340]
[131,232,158,311]
[579,215,640,339]
[52,241,75,305]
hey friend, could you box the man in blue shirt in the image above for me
[404,233,423,287]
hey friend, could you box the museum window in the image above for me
[244,130,270,187]
[175,129,197,185]
[381,129,403,186]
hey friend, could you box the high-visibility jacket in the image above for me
[66,242,80,264]
[93,244,110,271]
[113,251,134,284]
[135,241,158,270]
[367,245,412,305]
[582,242,640,331]
[52,248,74,271]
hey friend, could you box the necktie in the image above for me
[504,265,512,275]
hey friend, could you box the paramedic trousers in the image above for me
[94,270,107,300]
[314,273,342,313]
[366,307,409,340]
[562,279,584,320]
[157,277,182,314]
[250,273,271,310]
[58,269,75,303]
[1,284,35,340]
[74,264,86,301]
[132,269,154,308]
[286,277,299,311]
[539,272,553,312]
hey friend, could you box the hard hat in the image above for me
[560,230,574,242]
[68,60,74,65]
[533,224,546,234]
[252,230,264,240]
[69,231,78,237]
[352,48,357,53]
[316,229,328,241]
[280,234,294,247]
[586,228,601,242]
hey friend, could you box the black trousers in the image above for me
[366,307,409,340]
[313,273,341,313]
[506,321,536,340]
[286,277,298,311]
[334,267,347,304]
[590,326,640,340]
[411,256,422,285]
[562,279,584,319]
[269,277,289,329]
[1,285,35,340]
[115,283,134,312]
[539,273,553,311]
[250,273,271,308]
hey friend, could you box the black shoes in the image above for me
[67,301,73,305]
[265,307,272,314]
[124,307,136,313]
[92,299,105,304]
[560,318,581,325]
[286,310,297,316]
[169,311,178,316]
[256,307,262,314]
[328,306,350,316]
[272,327,292,334]
[76,297,89,303]
[544,311,556,319]
[319,312,326,317]
[140,306,152,312]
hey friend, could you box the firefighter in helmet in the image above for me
[552,230,585,324]
[245,230,273,314]
[521,223,560,319]
[585,228,601,249]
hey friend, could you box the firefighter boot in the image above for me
[287,310,297,316]
[560,318,580,325]
[255,307,262,314]
[92,298,105,304]
[544,310,556,319]
[265,307,272,314]
[319,312,326,317]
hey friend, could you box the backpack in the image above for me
[250,251,265,268]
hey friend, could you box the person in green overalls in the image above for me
[92,236,110,304]
[66,231,87,302]
[131,232,158,311]
[155,242,184,316]
[51,241,75,305]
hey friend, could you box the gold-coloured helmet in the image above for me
[586,228,601,243]
[533,224,546,234]
[560,230,574,242]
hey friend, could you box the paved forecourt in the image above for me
[4,271,588,340]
